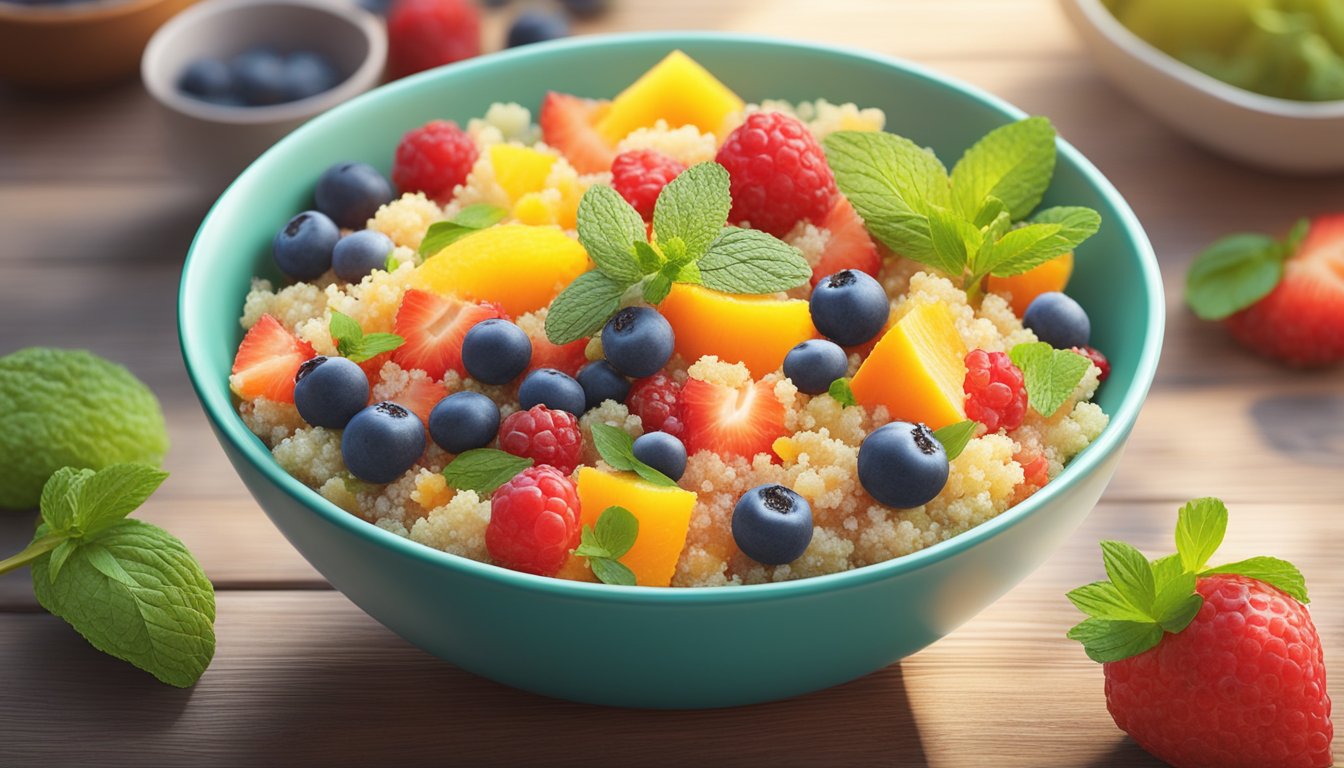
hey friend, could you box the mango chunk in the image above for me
[986,252,1074,316]
[412,224,590,317]
[489,144,557,203]
[850,302,968,430]
[596,51,745,144]
[575,466,697,588]
[657,283,816,377]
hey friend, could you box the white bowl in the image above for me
[1060,0,1344,175]
[141,0,387,190]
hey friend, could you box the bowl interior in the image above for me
[180,33,1162,599]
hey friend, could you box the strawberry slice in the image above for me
[540,91,616,174]
[230,314,316,403]
[392,289,506,380]
[389,376,448,429]
[680,377,787,460]
[527,334,589,377]
[1224,213,1344,366]
[811,195,881,287]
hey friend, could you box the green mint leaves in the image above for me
[1184,218,1307,321]
[418,203,508,258]
[828,377,857,407]
[1067,497,1309,663]
[0,464,216,688]
[442,448,534,496]
[329,309,404,363]
[1009,342,1091,418]
[932,420,977,461]
[590,424,677,487]
[544,162,811,345]
[824,118,1100,292]
[573,506,639,586]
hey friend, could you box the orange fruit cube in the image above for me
[850,301,968,430]
[596,50,745,144]
[575,466,697,588]
[986,252,1074,316]
[657,283,817,377]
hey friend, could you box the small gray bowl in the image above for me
[141,0,386,190]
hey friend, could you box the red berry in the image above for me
[386,0,481,80]
[1017,452,1049,489]
[626,372,683,436]
[1072,345,1110,383]
[1104,574,1333,768]
[230,314,317,403]
[538,91,615,174]
[715,112,837,237]
[812,194,881,287]
[963,349,1027,433]
[392,120,478,204]
[526,332,588,378]
[392,289,507,380]
[680,377,787,461]
[486,465,581,576]
[498,404,582,475]
[610,149,685,220]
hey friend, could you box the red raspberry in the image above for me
[610,149,686,220]
[626,372,683,436]
[498,405,582,475]
[1104,574,1333,768]
[386,0,481,80]
[714,112,837,237]
[392,120,478,204]
[1071,345,1110,383]
[963,349,1027,433]
[486,466,581,576]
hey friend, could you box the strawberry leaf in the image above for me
[1066,618,1165,664]
[1066,581,1147,622]
[1204,556,1309,604]
[1100,540,1156,614]
[1175,497,1228,573]
[1184,233,1287,321]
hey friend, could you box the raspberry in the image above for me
[714,112,837,237]
[610,149,685,220]
[392,120,478,204]
[486,465,581,576]
[626,372,683,436]
[498,404,582,474]
[963,349,1026,433]
[386,0,481,80]
[1071,345,1110,383]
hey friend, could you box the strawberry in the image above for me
[526,333,588,378]
[387,376,447,429]
[680,376,787,460]
[539,91,615,174]
[229,314,316,403]
[1187,213,1344,367]
[1068,498,1332,768]
[391,289,506,380]
[811,195,881,287]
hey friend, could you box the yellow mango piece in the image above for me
[412,224,590,317]
[596,51,745,144]
[555,551,598,583]
[657,284,816,377]
[850,302,968,430]
[772,436,798,463]
[511,192,559,227]
[576,467,697,588]
[489,144,557,202]
[986,252,1074,316]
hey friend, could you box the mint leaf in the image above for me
[931,420,976,461]
[1204,557,1309,604]
[1066,581,1147,622]
[828,377,856,407]
[47,539,76,582]
[418,204,507,258]
[1184,233,1287,321]
[573,524,609,559]
[653,162,732,261]
[1100,540,1156,614]
[927,207,983,281]
[975,208,1098,279]
[589,557,636,586]
[31,518,216,688]
[357,333,406,360]
[577,184,646,284]
[1067,617,1164,663]
[643,269,675,305]
[950,116,1057,221]
[697,227,812,294]
[39,466,91,534]
[633,240,663,275]
[330,309,404,363]
[74,463,169,538]
[1175,497,1228,573]
[1009,342,1091,418]
[385,252,400,272]
[594,506,638,559]
[454,203,508,230]
[544,270,628,345]
[590,424,676,487]
[442,449,533,495]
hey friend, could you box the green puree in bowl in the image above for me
[1104,0,1344,101]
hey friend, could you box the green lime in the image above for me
[0,348,169,510]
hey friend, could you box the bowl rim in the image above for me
[139,0,388,126]
[1063,0,1344,118]
[179,31,1165,605]
[0,0,164,23]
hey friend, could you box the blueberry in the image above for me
[341,401,426,484]
[506,10,570,48]
[783,339,849,395]
[1023,291,1090,349]
[178,57,233,100]
[632,431,687,481]
[462,319,532,385]
[229,48,287,106]
[428,391,500,454]
[314,161,396,230]
[293,356,369,428]
[355,0,394,13]
[273,210,340,280]
[518,368,586,416]
[809,269,890,347]
[731,484,814,566]
[576,360,630,411]
[601,307,674,378]
[559,0,610,18]
[282,51,340,101]
[858,421,949,509]
[332,229,395,283]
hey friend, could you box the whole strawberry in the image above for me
[386,0,481,80]
[1068,498,1332,768]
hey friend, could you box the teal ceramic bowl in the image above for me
[180,33,1163,709]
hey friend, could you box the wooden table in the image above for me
[3,1,1342,765]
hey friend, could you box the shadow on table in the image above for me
[1084,740,1166,768]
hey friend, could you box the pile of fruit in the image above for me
[230,51,1111,587]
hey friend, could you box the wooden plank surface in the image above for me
[2,0,1342,765]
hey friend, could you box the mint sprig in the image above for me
[1066,497,1309,663]
[0,464,216,687]
[442,448,534,496]
[1009,342,1091,418]
[418,203,508,258]
[329,309,404,363]
[1184,218,1307,321]
[932,419,976,461]
[589,423,677,487]
[544,162,811,345]
[573,505,639,586]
